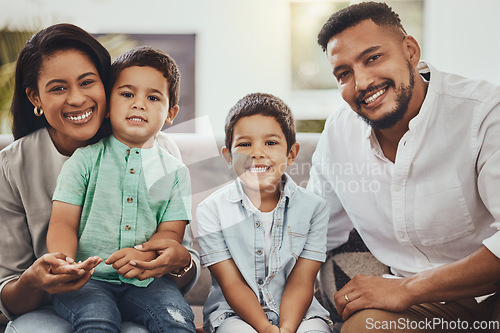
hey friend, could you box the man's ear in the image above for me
[165,105,180,125]
[221,146,232,166]
[25,88,40,108]
[404,35,421,67]
[287,142,300,166]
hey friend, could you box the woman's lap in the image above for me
[5,305,149,333]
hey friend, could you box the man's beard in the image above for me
[355,61,415,130]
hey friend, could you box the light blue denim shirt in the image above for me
[195,173,330,332]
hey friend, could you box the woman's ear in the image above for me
[221,146,232,166]
[165,105,180,126]
[25,88,40,108]
[287,142,300,166]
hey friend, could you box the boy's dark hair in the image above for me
[318,1,407,52]
[109,46,180,109]
[224,93,296,154]
[11,23,111,140]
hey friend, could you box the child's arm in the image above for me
[209,259,277,333]
[106,220,186,279]
[46,200,82,260]
[279,257,322,333]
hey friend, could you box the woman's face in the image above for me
[27,49,107,155]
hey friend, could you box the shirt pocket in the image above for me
[287,224,309,258]
[413,174,475,246]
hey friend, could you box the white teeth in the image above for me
[249,167,269,174]
[67,109,93,121]
[364,89,386,104]
[129,117,146,122]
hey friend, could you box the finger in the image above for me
[110,256,132,271]
[129,258,168,270]
[76,256,102,270]
[47,270,94,294]
[122,268,145,279]
[106,251,126,265]
[115,264,136,276]
[135,268,165,281]
[135,239,176,251]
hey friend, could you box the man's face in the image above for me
[326,19,416,129]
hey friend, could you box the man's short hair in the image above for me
[318,1,407,51]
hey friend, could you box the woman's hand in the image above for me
[105,247,156,279]
[130,239,192,280]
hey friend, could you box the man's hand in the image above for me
[106,248,156,279]
[334,275,413,320]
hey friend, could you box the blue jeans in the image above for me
[5,305,149,332]
[50,278,195,333]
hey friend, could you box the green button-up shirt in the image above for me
[53,135,191,287]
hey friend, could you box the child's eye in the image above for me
[367,54,381,63]
[121,92,133,98]
[236,142,250,147]
[148,95,160,101]
[266,141,278,146]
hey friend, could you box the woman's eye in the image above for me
[81,80,95,87]
[49,86,65,92]
[368,54,381,62]
[336,71,350,81]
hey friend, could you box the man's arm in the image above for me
[336,245,500,319]
[209,259,277,333]
[279,258,322,333]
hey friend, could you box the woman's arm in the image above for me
[209,259,276,332]
[279,258,322,333]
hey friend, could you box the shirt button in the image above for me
[125,225,131,231]
[129,168,135,174]
[126,149,130,155]
[398,232,406,239]
[127,197,133,203]
[257,249,263,256]
[258,279,264,285]
[255,221,261,228]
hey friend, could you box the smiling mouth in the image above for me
[249,166,271,174]
[363,88,386,104]
[127,116,147,123]
[65,108,94,122]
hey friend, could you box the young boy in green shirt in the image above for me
[46,46,195,333]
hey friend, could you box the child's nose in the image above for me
[250,146,265,158]
[132,99,145,110]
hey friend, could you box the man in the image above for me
[308,2,500,332]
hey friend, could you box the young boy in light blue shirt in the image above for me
[46,46,195,333]
[195,93,332,333]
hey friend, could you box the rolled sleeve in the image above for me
[195,203,232,267]
[52,149,89,206]
[299,201,329,262]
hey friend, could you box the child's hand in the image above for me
[278,328,293,333]
[106,248,156,279]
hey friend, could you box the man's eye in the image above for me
[368,54,381,62]
[336,71,350,81]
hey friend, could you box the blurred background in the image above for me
[1,0,500,136]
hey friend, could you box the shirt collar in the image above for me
[106,135,159,158]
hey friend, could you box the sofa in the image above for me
[0,132,324,331]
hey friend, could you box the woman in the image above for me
[0,23,199,332]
